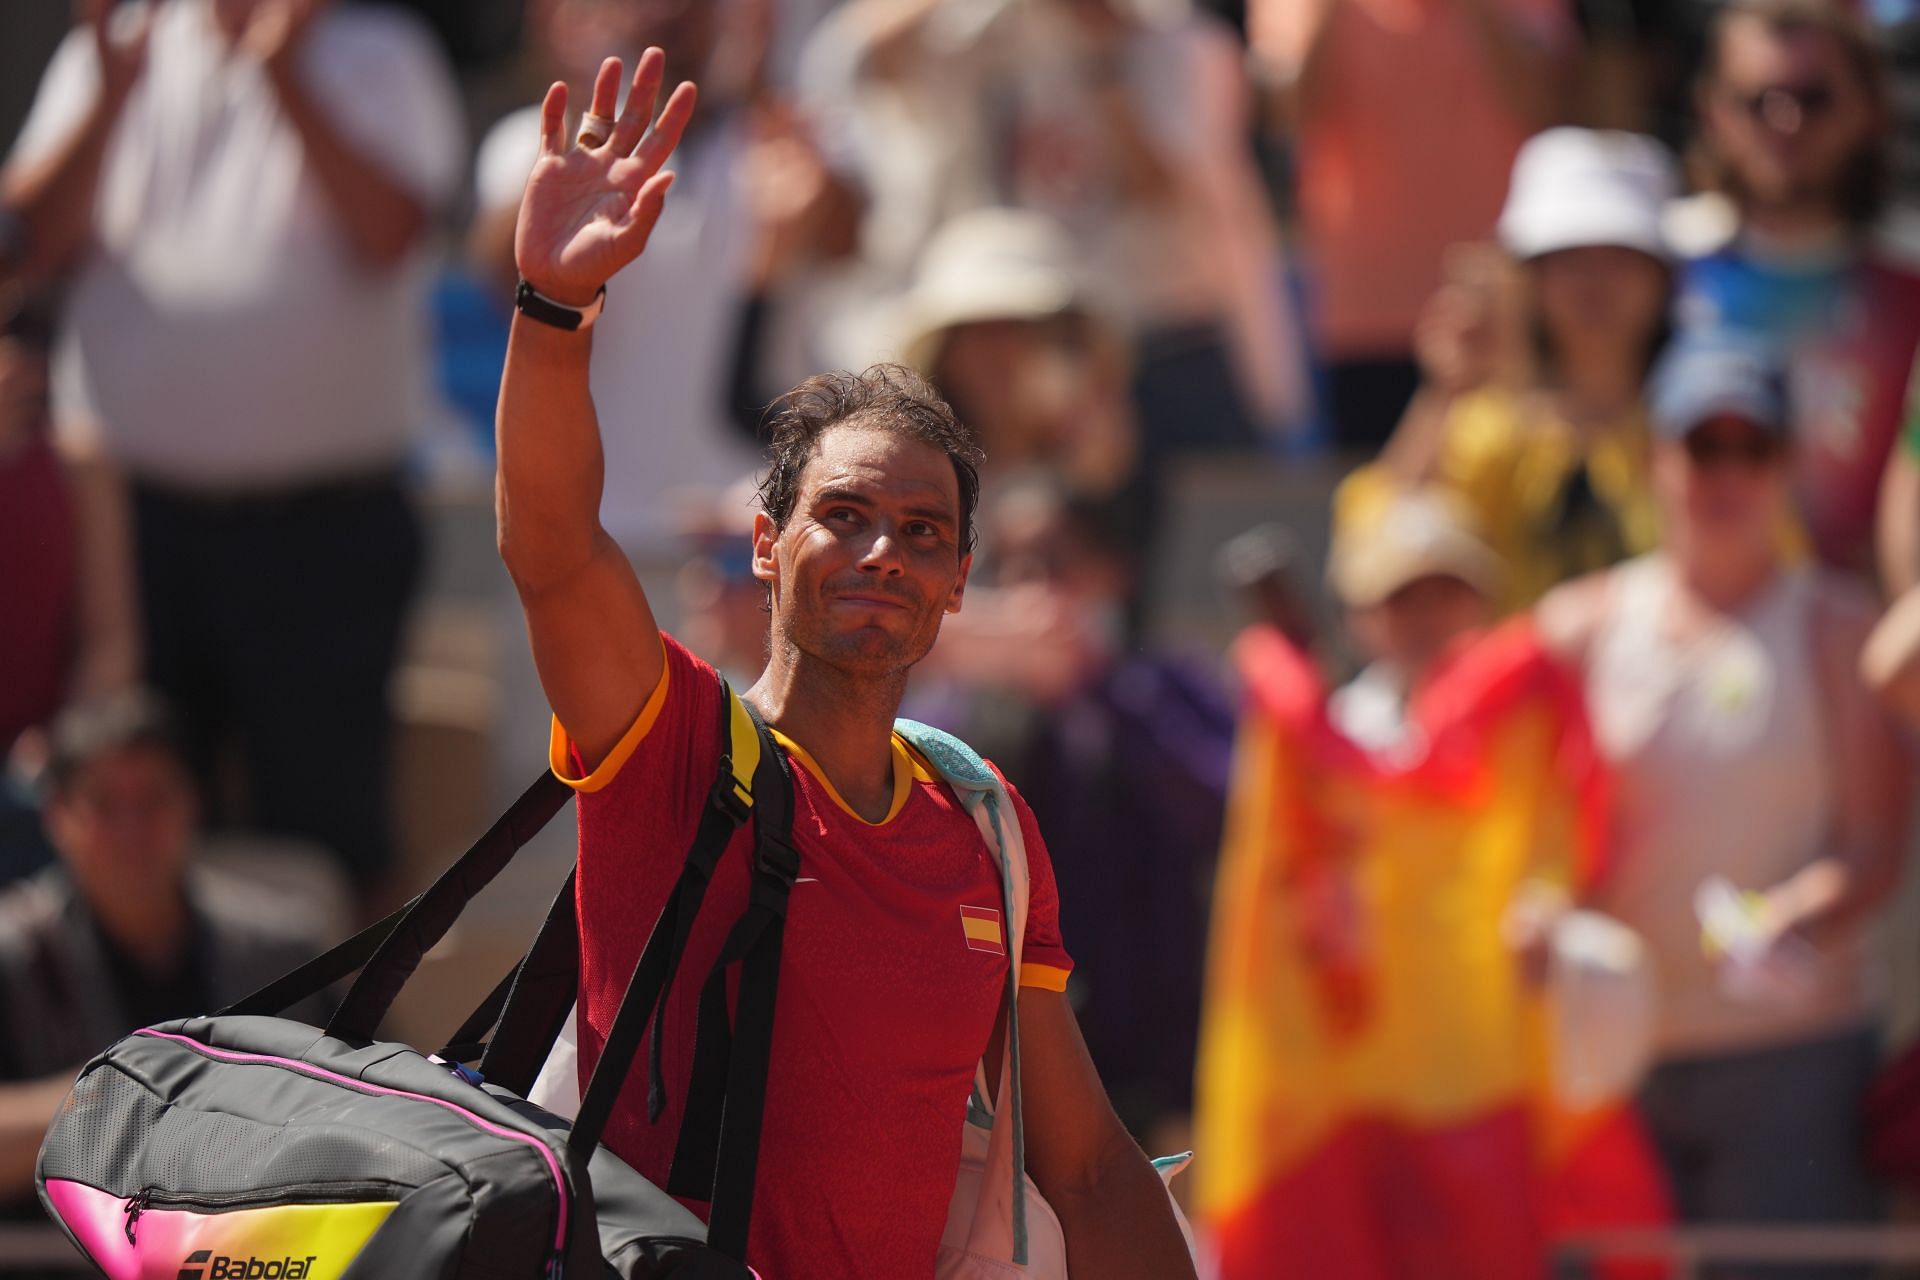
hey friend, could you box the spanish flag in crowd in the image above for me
[1195,620,1670,1280]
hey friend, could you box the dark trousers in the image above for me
[133,474,420,888]
[1639,1027,1888,1280]
[1325,354,1420,455]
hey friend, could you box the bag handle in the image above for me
[434,868,580,1088]
[321,773,574,1042]
[220,771,571,1023]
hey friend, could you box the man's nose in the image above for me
[859,527,906,573]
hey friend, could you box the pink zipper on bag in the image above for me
[133,1029,570,1259]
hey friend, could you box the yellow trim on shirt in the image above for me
[1020,963,1072,993]
[770,728,915,826]
[548,642,672,793]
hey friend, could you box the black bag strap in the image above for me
[472,867,582,1095]
[565,682,770,1160]
[437,962,517,1065]
[437,866,578,1074]
[671,704,798,1260]
[452,672,762,1098]
[220,772,572,1022]
[321,773,574,1041]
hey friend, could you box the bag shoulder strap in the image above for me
[892,718,1034,1264]
[893,719,1029,961]
[558,676,772,1154]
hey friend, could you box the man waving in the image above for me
[496,47,1194,1280]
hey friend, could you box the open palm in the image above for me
[515,50,698,307]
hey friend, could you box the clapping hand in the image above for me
[515,50,698,308]
[79,0,151,104]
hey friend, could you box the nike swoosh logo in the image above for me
[794,877,820,884]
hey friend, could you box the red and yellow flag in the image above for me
[1195,621,1669,1280]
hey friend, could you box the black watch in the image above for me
[515,279,606,331]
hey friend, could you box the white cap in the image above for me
[897,208,1082,374]
[1497,127,1680,262]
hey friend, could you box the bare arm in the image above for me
[1377,245,1510,484]
[497,52,695,767]
[243,0,427,269]
[0,1075,75,1197]
[59,441,141,700]
[0,0,150,283]
[1864,585,1920,727]
[1018,989,1195,1280]
[1181,26,1303,435]
[1769,580,1912,947]
[1877,446,1920,597]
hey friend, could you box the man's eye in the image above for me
[907,522,938,537]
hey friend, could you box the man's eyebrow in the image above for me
[810,486,873,508]
[810,487,957,524]
[900,503,958,525]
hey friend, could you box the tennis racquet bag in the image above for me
[36,680,794,1280]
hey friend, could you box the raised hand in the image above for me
[79,0,152,105]
[515,50,698,308]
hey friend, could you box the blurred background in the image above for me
[4,0,1920,1275]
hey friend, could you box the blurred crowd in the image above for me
[4,0,1920,1275]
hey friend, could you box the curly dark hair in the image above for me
[756,364,985,556]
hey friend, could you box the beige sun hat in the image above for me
[1328,485,1502,609]
[896,208,1082,375]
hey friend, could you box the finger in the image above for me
[634,81,699,174]
[585,55,622,127]
[539,81,568,155]
[615,171,677,256]
[609,46,665,157]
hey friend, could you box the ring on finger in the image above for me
[575,112,615,148]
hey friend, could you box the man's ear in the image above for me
[946,552,973,614]
[752,513,780,586]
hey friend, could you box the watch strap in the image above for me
[515,280,605,331]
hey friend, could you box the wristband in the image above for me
[515,279,605,331]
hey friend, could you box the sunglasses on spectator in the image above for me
[1682,430,1785,468]
[1729,82,1839,128]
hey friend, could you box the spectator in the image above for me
[1322,485,1502,751]
[1196,485,1668,1280]
[0,288,139,892]
[894,208,1146,561]
[2,0,464,897]
[1674,0,1920,581]
[0,692,332,1210]
[469,0,770,554]
[798,0,1304,454]
[1540,334,1909,1270]
[1249,0,1576,451]
[0,291,137,769]
[1383,127,1679,611]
